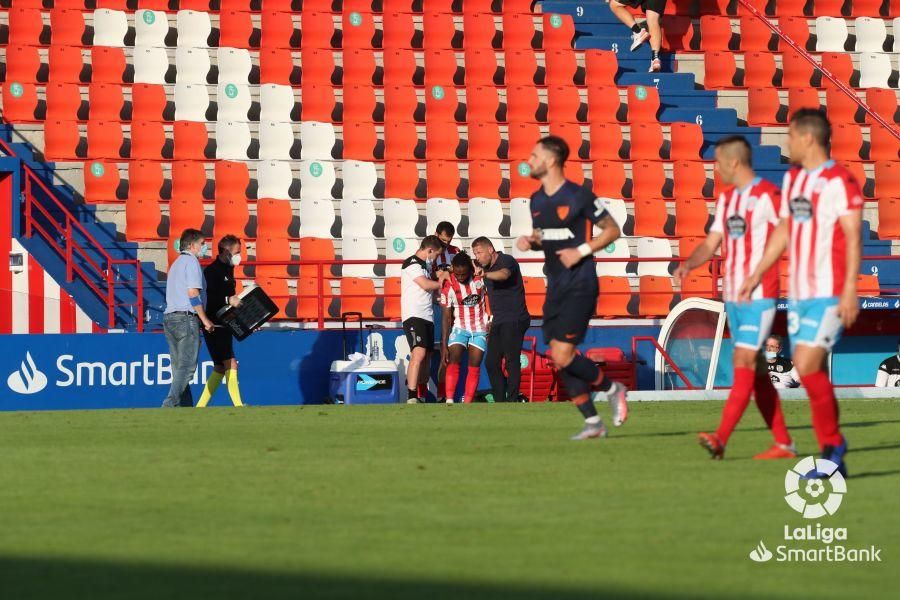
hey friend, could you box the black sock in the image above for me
[597,376,613,393]
[407,388,418,400]
[631,23,642,34]
[577,400,599,420]
[651,50,660,60]
[565,354,601,384]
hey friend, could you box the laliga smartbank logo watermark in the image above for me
[748,457,881,563]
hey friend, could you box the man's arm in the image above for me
[875,362,889,387]
[674,232,723,285]
[516,229,542,252]
[837,210,862,328]
[441,305,453,364]
[415,272,447,292]
[483,267,512,282]
[737,218,790,302]
[188,287,214,331]
[556,213,621,269]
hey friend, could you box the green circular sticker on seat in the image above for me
[431,85,445,100]
[393,238,406,253]
[309,162,323,177]
[635,85,647,101]
[173,239,181,252]
[550,14,563,28]
[349,12,362,26]
[517,162,530,177]
[520,353,529,368]
[225,83,238,98]
[10,83,23,98]
[90,162,105,177]
[142,11,155,25]
[604,242,615,254]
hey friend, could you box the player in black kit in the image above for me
[516,136,629,440]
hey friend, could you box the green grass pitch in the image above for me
[0,400,897,600]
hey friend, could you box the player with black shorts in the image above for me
[609,0,667,72]
[516,136,629,440]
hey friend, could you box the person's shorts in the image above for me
[448,327,488,352]
[613,0,667,14]
[724,298,777,351]
[787,297,843,352]
[403,317,435,351]
[203,325,234,364]
[542,293,596,346]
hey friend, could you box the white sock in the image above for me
[585,416,602,425]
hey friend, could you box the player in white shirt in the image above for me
[401,236,449,403]
[874,342,900,387]
[675,136,795,460]
[740,109,863,477]
[765,335,801,389]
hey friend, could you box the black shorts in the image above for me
[542,293,596,346]
[616,0,667,14]
[203,326,234,364]
[403,317,435,351]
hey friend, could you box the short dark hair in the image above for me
[715,135,753,166]
[471,236,494,250]
[767,334,784,347]
[179,228,204,251]
[451,251,473,269]
[217,234,241,254]
[538,135,569,166]
[435,221,455,237]
[420,235,443,251]
[790,108,831,148]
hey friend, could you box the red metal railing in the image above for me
[737,0,900,139]
[631,335,698,390]
[0,135,145,331]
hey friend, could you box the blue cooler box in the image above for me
[329,360,401,404]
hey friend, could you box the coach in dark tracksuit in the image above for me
[471,236,531,402]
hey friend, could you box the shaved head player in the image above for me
[516,136,629,440]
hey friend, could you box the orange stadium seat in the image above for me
[704,51,737,88]
[383,48,420,86]
[130,121,168,160]
[255,236,293,279]
[675,197,711,237]
[384,85,422,124]
[627,85,660,123]
[89,83,126,122]
[874,161,900,198]
[132,84,170,122]
[542,13,576,50]
[866,89,899,124]
[590,123,625,161]
[597,277,633,318]
[296,277,330,321]
[464,48,501,86]
[782,51,816,88]
[2,82,39,122]
[547,85,586,123]
[343,49,379,86]
[502,13,537,49]
[384,160,422,199]
[301,12,338,50]
[670,122,704,160]
[343,84,379,123]
[870,127,900,161]
[787,88,821,116]
[301,49,338,85]
[545,49,581,86]
[382,12,420,50]
[168,196,206,241]
[629,123,665,160]
[50,8,87,46]
[466,85,502,123]
[877,198,900,239]
[504,49,540,86]
[90,47,127,84]
[425,85,461,123]
[46,83,84,122]
[384,121,423,159]
[257,198,294,239]
[550,122,586,159]
[301,82,338,122]
[339,278,377,319]
[743,51,777,87]
[592,161,628,198]
[260,48,301,85]
[700,16,733,51]
[632,160,667,200]
[778,18,812,50]
[639,276,674,317]
[681,274,716,299]
[824,87,860,123]
[426,160,462,198]
[214,196,250,238]
[8,7,47,46]
[506,85,544,123]
[5,45,43,84]
[509,161,541,197]
[830,124,864,161]
[342,11,378,50]
[128,160,165,201]
[173,122,211,160]
[87,120,125,159]
[748,87,782,125]
[382,277,402,320]
[426,121,463,159]
[423,11,462,50]
[84,160,122,204]
[126,197,162,241]
[739,15,774,51]
[299,237,336,280]
[258,277,293,320]
[467,160,504,198]
[507,122,542,161]
[261,10,299,49]
[523,277,547,317]
[585,50,618,87]
[342,122,380,161]
[464,12,501,49]
[820,53,854,89]
[633,198,669,237]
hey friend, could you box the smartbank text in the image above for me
[52,354,214,387]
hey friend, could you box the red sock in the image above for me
[754,375,792,446]
[417,383,428,399]
[445,363,460,401]
[800,370,843,450]
[716,367,755,445]
[463,366,480,403]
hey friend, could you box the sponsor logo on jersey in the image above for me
[790,196,813,222]
[539,228,575,241]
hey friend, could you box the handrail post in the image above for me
[65,218,73,283]
[24,176,32,238]
[107,263,115,330]
[136,263,144,333]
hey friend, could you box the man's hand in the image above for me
[737,273,761,303]
[838,287,860,329]
[436,269,450,282]
[441,345,449,366]
[673,263,690,286]
[516,232,541,252]
[556,247,585,269]
[228,296,242,308]
[474,264,484,277]
[202,318,215,333]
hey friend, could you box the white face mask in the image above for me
[230,254,241,267]
[765,351,778,360]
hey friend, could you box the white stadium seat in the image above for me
[595,238,631,277]
[133,47,170,85]
[176,47,212,84]
[300,159,337,200]
[814,17,849,52]
[341,237,379,278]
[385,237,419,276]
[340,198,377,237]
[215,120,252,160]
[636,237,673,277]
[177,10,212,48]
[256,160,294,200]
[299,122,337,160]
[509,197,532,237]
[341,160,379,200]
[174,83,210,121]
[894,18,900,52]
[511,245,545,277]
[260,84,298,122]
[299,198,336,238]
[217,48,253,84]
[258,121,298,160]
[135,10,169,48]
[854,17,888,53]
[859,53,893,89]
[93,9,128,47]
[594,197,627,231]
[383,198,420,239]
[217,82,252,121]
[467,197,503,239]
[425,197,461,233]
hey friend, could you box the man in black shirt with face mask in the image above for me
[198,234,245,407]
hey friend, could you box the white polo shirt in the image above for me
[400,254,433,323]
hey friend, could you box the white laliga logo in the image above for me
[784,456,846,519]
[7,351,48,395]
[748,541,773,563]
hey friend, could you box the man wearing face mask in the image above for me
[197,234,245,407]
[765,335,800,389]
[162,228,215,408]
[874,342,900,387]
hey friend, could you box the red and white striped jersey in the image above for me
[710,177,781,302]
[440,275,488,333]
[432,243,460,277]
[779,161,864,300]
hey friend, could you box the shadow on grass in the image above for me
[0,555,704,600]
[620,418,900,440]
[848,469,900,480]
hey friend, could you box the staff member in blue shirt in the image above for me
[162,228,215,408]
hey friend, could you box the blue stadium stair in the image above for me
[1,125,166,331]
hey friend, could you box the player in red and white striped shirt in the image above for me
[741,109,863,477]
[440,252,489,403]
[675,136,795,461]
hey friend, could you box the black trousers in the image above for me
[485,318,531,402]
